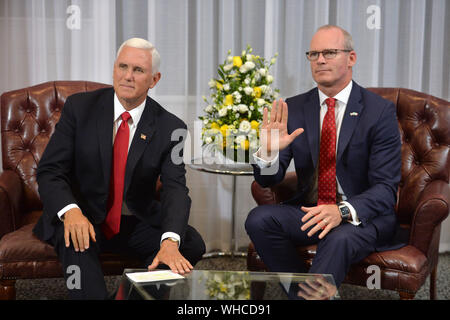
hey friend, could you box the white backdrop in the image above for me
[1,0,449,252]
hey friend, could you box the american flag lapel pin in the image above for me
[350,112,358,116]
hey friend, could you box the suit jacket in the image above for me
[33,87,191,242]
[253,81,402,247]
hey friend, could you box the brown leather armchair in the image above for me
[0,81,159,299]
[247,88,450,300]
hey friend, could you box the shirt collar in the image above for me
[318,80,353,107]
[113,93,146,126]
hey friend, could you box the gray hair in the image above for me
[316,25,354,51]
[116,38,161,75]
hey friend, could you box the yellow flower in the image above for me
[240,139,249,150]
[225,94,233,106]
[233,56,243,67]
[216,82,223,90]
[250,120,260,130]
[211,122,220,130]
[220,124,229,137]
[253,87,262,98]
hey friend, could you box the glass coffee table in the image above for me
[115,269,339,300]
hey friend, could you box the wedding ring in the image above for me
[320,219,328,230]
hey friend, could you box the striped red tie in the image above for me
[102,111,131,239]
[317,98,337,205]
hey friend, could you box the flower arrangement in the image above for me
[205,271,250,300]
[199,45,279,163]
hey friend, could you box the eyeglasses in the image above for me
[305,49,352,61]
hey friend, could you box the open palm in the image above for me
[260,99,304,154]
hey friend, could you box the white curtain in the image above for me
[1,0,449,252]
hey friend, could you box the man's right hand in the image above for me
[260,99,304,156]
[63,207,96,252]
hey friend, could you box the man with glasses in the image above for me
[246,25,402,291]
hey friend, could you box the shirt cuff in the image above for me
[341,201,361,226]
[161,232,181,247]
[253,147,279,168]
[57,203,80,221]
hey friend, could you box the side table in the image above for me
[188,158,254,258]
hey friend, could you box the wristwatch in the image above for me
[338,203,351,221]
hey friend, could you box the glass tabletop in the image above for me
[115,269,339,300]
[188,157,254,176]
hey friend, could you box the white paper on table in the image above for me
[126,270,185,283]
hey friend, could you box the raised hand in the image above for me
[260,99,304,156]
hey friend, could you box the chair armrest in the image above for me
[410,180,450,255]
[251,171,298,205]
[0,170,24,238]
[251,180,276,205]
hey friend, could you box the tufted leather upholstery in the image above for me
[247,88,450,299]
[0,81,161,299]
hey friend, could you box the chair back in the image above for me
[367,88,449,227]
[1,81,111,213]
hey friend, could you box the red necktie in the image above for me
[317,98,337,205]
[102,111,131,239]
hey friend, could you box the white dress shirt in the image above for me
[254,81,360,225]
[57,94,181,244]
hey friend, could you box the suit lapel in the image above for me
[124,96,157,195]
[337,82,363,163]
[97,89,114,189]
[303,89,320,168]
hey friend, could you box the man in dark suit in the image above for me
[245,25,402,289]
[33,38,205,299]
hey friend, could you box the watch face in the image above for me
[339,205,351,219]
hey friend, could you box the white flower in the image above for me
[244,78,250,85]
[271,57,277,64]
[258,68,267,76]
[203,119,209,125]
[223,83,230,91]
[244,61,255,70]
[260,85,268,93]
[244,87,253,95]
[205,136,213,144]
[238,104,249,113]
[257,99,266,106]
[232,105,238,112]
[223,64,233,72]
[239,120,251,133]
[205,105,214,113]
[246,54,253,61]
[208,79,216,88]
[218,108,228,117]
[227,55,233,63]
[249,105,254,110]
[232,91,242,104]
[266,75,274,83]
[239,65,248,73]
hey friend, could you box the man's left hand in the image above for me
[300,205,342,239]
[147,239,193,274]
